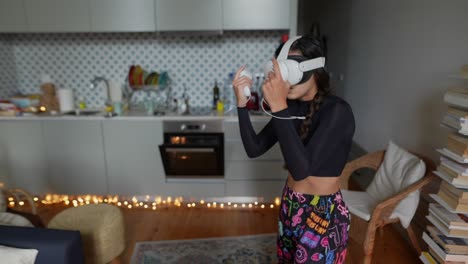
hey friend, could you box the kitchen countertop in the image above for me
[0,109,270,121]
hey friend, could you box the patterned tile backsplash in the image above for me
[0,31,285,108]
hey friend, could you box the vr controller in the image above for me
[240,69,253,97]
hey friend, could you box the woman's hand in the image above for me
[232,66,253,107]
[262,59,289,112]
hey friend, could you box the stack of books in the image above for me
[421,70,468,263]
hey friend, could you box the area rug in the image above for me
[130,233,277,264]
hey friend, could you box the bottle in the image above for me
[78,97,87,110]
[212,79,220,109]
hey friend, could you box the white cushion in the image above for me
[0,245,38,264]
[0,189,6,212]
[341,190,376,221]
[365,141,426,228]
[0,212,33,227]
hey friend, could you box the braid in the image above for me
[299,90,324,142]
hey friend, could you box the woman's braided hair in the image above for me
[290,35,331,143]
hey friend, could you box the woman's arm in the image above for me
[238,107,278,158]
[271,102,355,180]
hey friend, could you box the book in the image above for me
[423,232,468,262]
[435,170,468,188]
[440,181,468,200]
[438,148,468,164]
[426,213,468,238]
[427,225,468,254]
[445,90,468,110]
[448,134,468,158]
[429,203,468,228]
[438,188,468,212]
[448,106,468,120]
[430,194,468,214]
[439,165,468,183]
[437,185,468,205]
[442,156,468,176]
[428,248,466,264]
[420,251,438,264]
[442,114,468,135]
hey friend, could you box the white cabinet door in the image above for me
[102,120,164,195]
[0,0,28,32]
[42,120,107,194]
[222,0,291,30]
[156,0,222,31]
[0,121,49,194]
[90,0,156,32]
[24,0,91,32]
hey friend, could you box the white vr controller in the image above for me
[263,35,326,86]
[240,69,253,97]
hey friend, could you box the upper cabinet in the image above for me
[24,0,91,32]
[90,0,156,32]
[0,0,28,32]
[155,0,222,32]
[222,0,291,30]
[0,0,296,33]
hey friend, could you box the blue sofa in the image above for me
[0,225,85,264]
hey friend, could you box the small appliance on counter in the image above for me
[38,74,60,113]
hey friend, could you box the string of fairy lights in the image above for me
[7,194,282,211]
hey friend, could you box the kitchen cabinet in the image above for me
[102,120,164,195]
[24,0,91,32]
[222,0,291,30]
[0,0,28,32]
[224,119,286,199]
[90,0,156,32]
[155,0,222,32]
[0,121,49,194]
[42,120,107,194]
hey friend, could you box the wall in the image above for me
[314,0,468,161]
[0,31,285,107]
[0,34,17,99]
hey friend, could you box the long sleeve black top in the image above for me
[237,95,355,181]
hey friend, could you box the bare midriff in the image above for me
[287,174,341,196]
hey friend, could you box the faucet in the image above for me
[90,76,113,116]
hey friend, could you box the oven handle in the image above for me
[165,148,215,153]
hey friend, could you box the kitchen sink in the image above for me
[62,110,103,116]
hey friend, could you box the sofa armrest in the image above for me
[0,225,84,264]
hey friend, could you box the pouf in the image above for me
[0,212,33,227]
[48,204,125,264]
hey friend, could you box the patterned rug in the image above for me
[130,233,277,264]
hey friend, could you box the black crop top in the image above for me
[237,95,355,181]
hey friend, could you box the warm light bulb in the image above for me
[270,204,274,209]
[254,202,258,205]
[19,201,25,206]
[144,205,148,209]
[249,204,253,208]
[275,197,281,206]
[33,197,39,202]
[234,204,238,208]
[117,202,122,206]
[241,204,246,208]
[128,205,132,209]
[207,203,211,208]
[261,205,265,209]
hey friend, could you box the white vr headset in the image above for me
[264,35,326,86]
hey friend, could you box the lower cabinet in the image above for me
[224,119,286,199]
[102,120,164,195]
[42,120,108,195]
[0,121,50,194]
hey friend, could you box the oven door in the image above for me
[158,133,224,178]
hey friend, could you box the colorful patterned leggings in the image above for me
[277,184,350,264]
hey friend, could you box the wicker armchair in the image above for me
[339,150,436,264]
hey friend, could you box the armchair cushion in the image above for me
[0,189,6,212]
[365,141,426,227]
[341,190,376,221]
[0,245,38,264]
[0,212,33,227]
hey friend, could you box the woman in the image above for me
[232,35,355,264]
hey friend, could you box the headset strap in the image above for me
[299,57,326,72]
[277,35,302,61]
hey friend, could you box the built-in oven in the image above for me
[158,120,224,179]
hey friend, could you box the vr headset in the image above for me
[264,35,326,86]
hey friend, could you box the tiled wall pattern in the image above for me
[0,35,17,99]
[0,31,285,108]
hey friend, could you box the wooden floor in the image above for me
[37,204,420,264]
